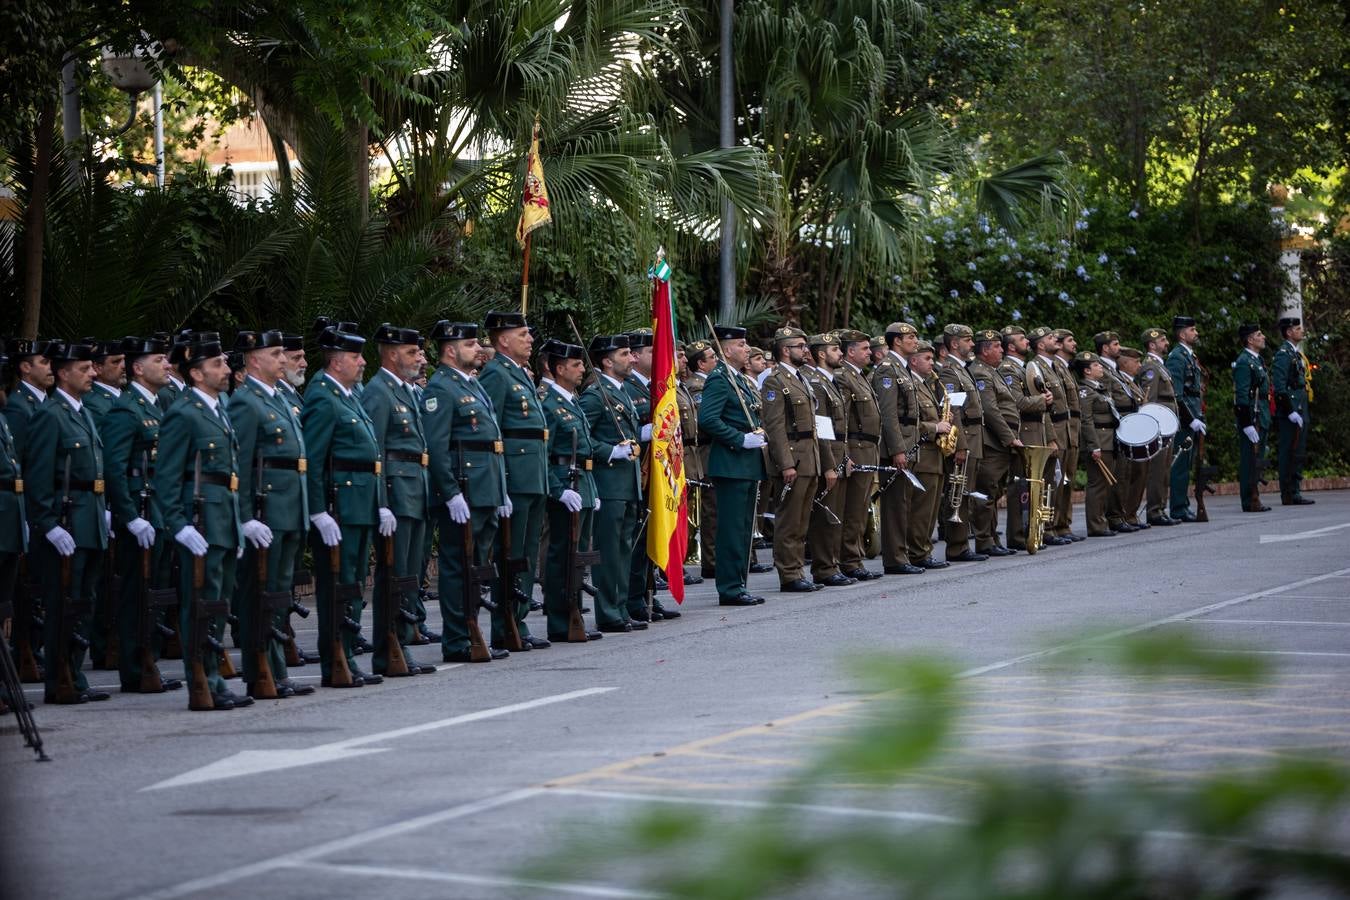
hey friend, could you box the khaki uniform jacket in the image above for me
[1078,379,1117,454]
[970,359,1018,452]
[804,367,845,475]
[1138,353,1177,410]
[1102,359,1145,415]
[1028,355,1070,449]
[675,380,704,484]
[938,359,984,460]
[999,358,1050,446]
[1054,357,1082,450]
[836,361,881,466]
[761,365,823,476]
[872,353,918,462]
[911,376,946,476]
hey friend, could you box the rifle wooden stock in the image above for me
[248,539,280,698]
[461,519,493,662]
[497,515,525,652]
[186,553,214,710]
[14,564,43,683]
[137,542,164,694]
[328,544,357,686]
[52,554,81,703]
[102,535,121,669]
[379,535,411,676]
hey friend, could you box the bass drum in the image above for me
[1139,402,1179,439]
[1116,413,1163,461]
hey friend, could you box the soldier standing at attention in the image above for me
[672,345,704,585]
[1166,316,1206,522]
[1094,332,1145,533]
[159,331,191,408]
[0,349,28,687]
[424,321,511,660]
[579,334,646,632]
[1137,327,1179,526]
[1272,317,1314,506]
[303,325,391,684]
[1051,329,1084,542]
[1233,324,1272,512]
[620,328,674,621]
[684,340,719,578]
[479,311,556,646]
[938,324,987,562]
[697,325,767,606]
[153,334,253,710]
[1115,347,1151,529]
[1025,327,1072,546]
[761,327,826,593]
[833,329,884,580]
[969,329,1020,556]
[905,341,954,569]
[872,322,923,575]
[804,332,851,587]
[998,325,1045,550]
[84,340,125,422]
[1074,352,1118,537]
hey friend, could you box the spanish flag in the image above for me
[646,251,688,602]
[515,117,552,247]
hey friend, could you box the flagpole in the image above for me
[520,233,531,316]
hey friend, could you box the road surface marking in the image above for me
[1201,650,1350,659]
[1259,522,1350,544]
[548,787,964,824]
[1193,619,1350,627]
[288,861,664,899]
[142,687,614,791]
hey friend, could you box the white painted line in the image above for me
[1259,522,1350,544]
[956,567,1350,679]
[549,787,963,825]
[1201,650,1350,659]
[1193,619,1350,627]
[291,861,664,899]
[137,788,543,900]
[142,687,615,791]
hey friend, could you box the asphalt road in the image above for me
[3,490,1349,899]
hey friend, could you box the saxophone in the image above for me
[937,393,958,457]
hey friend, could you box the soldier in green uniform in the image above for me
[684,341,719,577]
[103,336,184,693]
[696,325,767,605]
[424,321,511,661]
[26,341,111,704]
[1094,332,1146,533]
[152,334,254,710]
[1166,316,1206,522]
[1051,329,1085,541]
[673,346,705,585]
[906,341,955,568]
[0,348,31,701]
[872,322,924,575]
[761,326,826,593]
[537,340,605,642]
[158,330,192,408]
[620,328,675,621]
[229,330,320,698]
[834,329,884,580]
[998,325,1045,550]
[1233,323,1272,512]
[479,311,556,646]
[578,334,646,631]
[969,329,1020,556]
[83,339,127,670]
[804,332,851,586]
[1073,351,1119,537]
[360,324,441,675]
[1272,316,1313,506]
[302,325,391,684]
[938,324,988,561]
[84,340,125,422]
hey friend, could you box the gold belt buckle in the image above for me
[374,460,382,475]
[228,474,239,492]
[420,452,429,467]
[493,440,504,454]
[93,479,105,495]
[542,428,550,441]
[584,460,593,471]
[297,457,308,473]
[12,478,23,494]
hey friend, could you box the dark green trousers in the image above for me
[1238,431,1266,508]
[373,514,426,672]
[435,506,498,657]
[238,530,301,686]
[115,530,175,690]
[492,492,544,643]
[543,500,593,638]
[1276,416,1308,500]
[1169,432,1194,518]
[310,527,371,681]
[176,544,236,697]
[89,539,120,667]
[626,508,652,619]
[712,477,757,601]
[592,496,638,627]
[40,544,98,697]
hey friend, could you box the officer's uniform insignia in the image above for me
[424,397,438,412]
[1003,375,1014,385]
[1145,370,1155,379]
[975,380,986,391]
[693,394,701,404]
[1079,388,1088,398]
[881,377,893,388]
[765,390,776,401]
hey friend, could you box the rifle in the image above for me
[1192,431,1217,523]
[51,456,84,703]
[378,532,417,677]
[14,560,43,683]
[186,451,217,710]
[0,603,49,760]
[456,441,497,661]
[564,429,599,642]
[101,527,122,669]
[248,450,287,697]
[325,453,361,686]
[284,569,313,668]
[495,506,526,652]
[567,316,642,497]
[137,450,176,693]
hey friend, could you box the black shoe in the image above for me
[627,620,649,630]
[1088,530,1117,537]
[1066,532,1086,542]
[1284,497,1315,505]
[441,648,509,662]
[213,690,253,708]
[1132,520,1150,529]
[82,689,111,702]
[629,609,652,623]
[683,571,704,585]
[522,635,552,649]
[947,550,989,563]
[277,679,316,696]
[884,564,926,575]
[419,626,441,642]
[701,566,717,579]
[749,562,774,574]
[529,598,544,612]
[321,673,365,687]
[547,630,604,641]
[1147,517,1176,526]
[844,568,883,581]
[814,574,856,587]
[781,578,822,592]
[654,573,669,590]
[653,605,681,620]
[719,594,761,606]
[983,546,1017,557]
[1043,535,1073,546]
[493,639,531,651]
[1243,504,1272,512]
[1006,541,1028,551]
[1113,523,1139,533]
[45,690,89,704]
[350,669,383,685]
[918,557,950,570]
[752,538,772,550]
[597,622,633,633]
[1172,512,1197,523]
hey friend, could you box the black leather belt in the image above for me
[1051,412,1070,423]
[551,456,593,469]
[1069,410,1081,419]
[899,416,917,426]
[0,478,23,494]
[385,450,427,467]
[262,457,308,472]
[61,478,105,494]
[849,432,880,444]
[684,436,703,447]
[1094,420,1115,428]
[332,459,381,473]
[502,428,548,440]
[183,471,238,491]
[459,440,504,453]
[962,415,984,426]
[1020,413,1043,423]
[786,430,815,440]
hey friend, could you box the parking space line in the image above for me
[288,861,663,899]
[1194,619,1350,627]
[547,787,965,824]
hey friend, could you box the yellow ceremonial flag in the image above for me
[515,118,552,247]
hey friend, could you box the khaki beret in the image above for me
[1118,346,1143,359]
[1027,326,1056,342]
[1053,328,1074,339]
[1140,327,1166,344]
[1001,325,1026,338]
[913,339,935,353]
[975,328,1001,342]
[884,321,918,338]
[942,323,974,338]
[869,335,886,349]
[808,332,838,348]
[772,326,806,345]
[1092,330,1120,346]
[836,329,869,344]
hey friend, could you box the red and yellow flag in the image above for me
[646,252,687,602]
[515,117,552,247]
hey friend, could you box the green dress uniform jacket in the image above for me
[3,382,47,460]
[157,376,185,410]
[1232,348,1271,510]
[579,374,642,627]
[696,363,766,601]
[541,382,600,637]
[1165,344,1204,518]
[685,370,718,567]
[84,382,120,425]
[0,412,27,555]
[1271,339,1310,502]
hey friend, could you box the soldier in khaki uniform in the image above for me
[905,341,954,569]
[970,329,1020,556]
[1094,332,1146,532]
[1051,329,1084,541]
[1115,347,1151,529]
[871,322,924,575]
[761,326,826,592]
[1074,351,1119,537]
[684,340,719,576]
[804,333,852,586]
[833,329,883,580]
[997,325,1048,550]
[937,324,987,562]
[1023,327,1072,546]
[1138,327,1180,526]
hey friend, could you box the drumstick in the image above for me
[1094,455,1118,486]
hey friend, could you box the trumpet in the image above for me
[945,456,968,524]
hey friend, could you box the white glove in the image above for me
[640,423,653,442]
[1243,425,1260,444]
[105,509,114,538]
[446,494,470,524]
[237,546,245,559]
[560,489,583,513]
[174,525,209,557]
[1289,411,1304,427]
[497,496,513,519]
[741,432,767,450]
[46,526,76,557]
[310,512,342,547]
[242,518,273,548]
[1189,418,1206,435]
[127,517,156,549]
[377,507,397,537]
[609,443,633,462]
[593,498,602,512]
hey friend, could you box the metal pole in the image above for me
[153,81,165,187]
[717,0,735,322]
[61,56,82,180]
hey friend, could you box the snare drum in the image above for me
[1116,413,1163,461]
[1139,402,1179,439]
